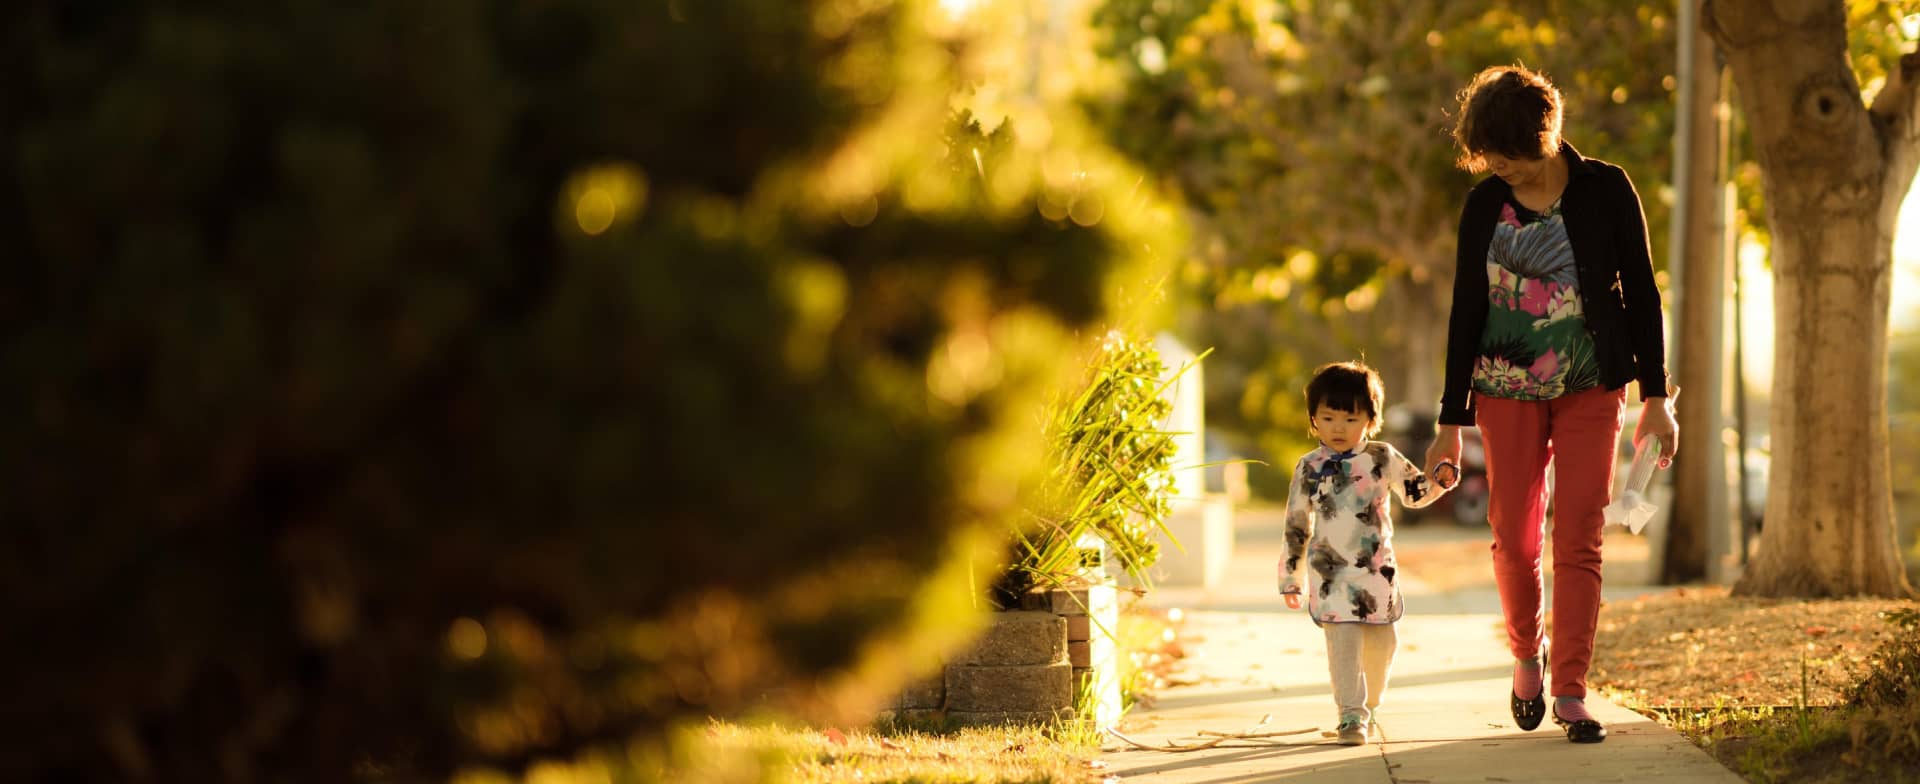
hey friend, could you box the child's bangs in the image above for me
[1317,389,1372,417]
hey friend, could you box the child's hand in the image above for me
[1283,593,1302,610]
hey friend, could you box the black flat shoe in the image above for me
[1552,710,1608,743]
[1511,690,1545,731]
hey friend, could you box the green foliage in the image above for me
[1002,331,1188,601]
[1845,609,1920,763]
[1083,1,1677,488]
[940,109,1185,600]
[0,1,1171,779]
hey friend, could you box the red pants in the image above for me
[1477,386,1625,698]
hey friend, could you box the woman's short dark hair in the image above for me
[1452,65,1562,173]
[1305,361,1385,438]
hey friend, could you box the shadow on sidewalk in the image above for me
[1107,741,1379,780]
[1108,719,1722,784]
[1149,663,1511,712]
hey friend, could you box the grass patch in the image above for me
[1615,607,1920,783]
[660,720,1106,784]
[1639,703,1851,783]
[501,601,1193,782]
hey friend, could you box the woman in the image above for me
[1424,65,1679,744]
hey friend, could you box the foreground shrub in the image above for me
[0,1,1168,779]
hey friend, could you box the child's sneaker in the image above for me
[1334,719,1368,746]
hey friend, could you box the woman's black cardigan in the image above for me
[1438,142,1671,428]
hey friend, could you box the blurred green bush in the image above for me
[0,1,1169,779]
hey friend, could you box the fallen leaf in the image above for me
[825,728,847,746]
[1086,760,1110,769]
[879,738,906,751]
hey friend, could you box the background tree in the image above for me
[1084,0,1676,485]
[1707,0,1918,597]
[0,0,1170,779]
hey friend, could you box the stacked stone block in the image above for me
[1022,583,1121,729]
[945,610,1073,726]
[884,586,1124,729]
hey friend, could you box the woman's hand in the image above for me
[1635,396,1679,468]
[1283,593,1302,610]
[1425,425,1464,478]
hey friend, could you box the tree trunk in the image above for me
[1400,274,1445,416]
[1706,0,1916,598]
[1665,4,1726,584]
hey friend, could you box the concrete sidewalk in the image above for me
[1101,512,1741,783]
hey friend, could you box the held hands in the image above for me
[1424,425,1464,481]
[1634,394,1680,469]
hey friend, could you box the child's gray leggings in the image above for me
[1323,622,1397,723]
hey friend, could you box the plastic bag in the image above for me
[1603,436,1664,534]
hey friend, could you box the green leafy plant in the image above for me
[938,108,1196,606]
[994,332,1203,605]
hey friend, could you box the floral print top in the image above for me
[1470,199,1601,400]
[1278,442,1446,625]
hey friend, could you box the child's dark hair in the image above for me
[1305,361,1385,438]
[1452,64,1562,173]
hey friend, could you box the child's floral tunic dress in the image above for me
[1278,442,1446,625]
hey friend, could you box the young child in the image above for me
[1278,361,1457,745]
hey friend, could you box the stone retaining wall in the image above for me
[885,583,1121,729]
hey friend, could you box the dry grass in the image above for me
[619,608,1188,783]
[448,722,1110,784]
[1586,589,1920,783]
[1590,586,1914,708]
[692,722,1106,784]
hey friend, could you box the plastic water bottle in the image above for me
[1604,436,1665,534]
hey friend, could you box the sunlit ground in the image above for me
[448,723,1097,784]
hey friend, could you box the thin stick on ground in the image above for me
[1106,713,1321,752]
[1195,729,1320,739]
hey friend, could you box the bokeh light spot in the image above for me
[839,195,879,227]
[576,189,617,235]
[1069,194,1106,227]
[448,617,488,660]
[562,163,648,237]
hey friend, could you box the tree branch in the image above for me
[1867,51,1920,131]
[1870,50,1920,203]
